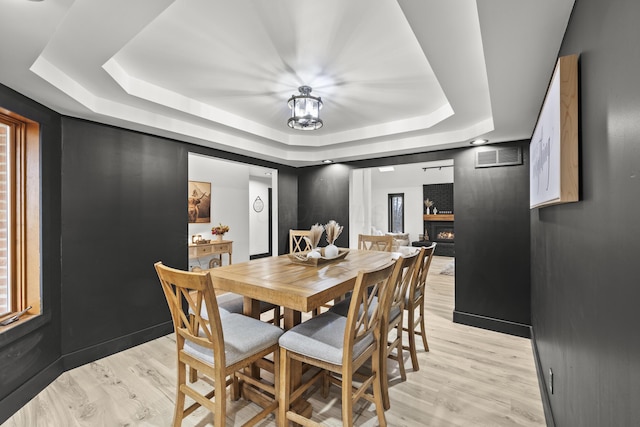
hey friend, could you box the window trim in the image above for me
[0,108,41,327]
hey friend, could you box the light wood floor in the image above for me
[2,256,545,426]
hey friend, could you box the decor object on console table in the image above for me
[211,223,229,241]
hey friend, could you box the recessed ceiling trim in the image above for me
[104,58,456,147]
[103,58,291,142]
[2,0,576,167]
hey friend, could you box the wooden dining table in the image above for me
[207,248,394,418]
[208,248,393,329]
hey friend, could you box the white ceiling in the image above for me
[1,0,575,167]
[371,160,454,189]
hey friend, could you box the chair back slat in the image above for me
[344,260,397,362]
[409,244,436,304]
[155,262,225,367]
[388,251,420,319]
[358,234,393,252]
[289,229,312,253]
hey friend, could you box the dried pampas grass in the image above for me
[307,223,325,248]
[325,220,343,245]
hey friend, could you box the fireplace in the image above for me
[426,221,454,243]
[418,218,455,256]
[432,223,454,242]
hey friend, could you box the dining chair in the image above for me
[278,260,397,427]
[380,249,419,410]
[289,229,312,254]
[403,243,436,371]
[155,262,284,427]
[327,251,419,410]
[358,234,394,252]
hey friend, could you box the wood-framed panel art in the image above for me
[530,54,579,209]
[188,181,211,223]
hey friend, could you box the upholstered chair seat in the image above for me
[184,313,284,367]
[278,311,374,365]
[216,292,279,316]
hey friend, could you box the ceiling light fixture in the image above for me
[287,86,323,131]
[378,166,395,172]
[322,159,333,164]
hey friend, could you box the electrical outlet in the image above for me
[549,368,554,394]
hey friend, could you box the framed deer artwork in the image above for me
[188,181,211,223]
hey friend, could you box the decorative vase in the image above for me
[324,243,339,259]
[216,234,223,242]
[307,248,321,259]
[426,207,431,215]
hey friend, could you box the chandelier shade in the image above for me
[287,85,323,130]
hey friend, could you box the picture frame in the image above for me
[530,54,579,209]
[188,181,211,223]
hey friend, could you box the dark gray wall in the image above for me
[0,100,297,423]
[297,163,352,248]
[0,85,62,421]
[277,168,300,254]
[301,143,532,338]
[531,0,640,425]
[60,118,186,362]
[454,141,531,336]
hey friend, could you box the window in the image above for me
[0,108,40,325]
[388,193,404,233]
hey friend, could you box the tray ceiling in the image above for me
[1,0,575,166]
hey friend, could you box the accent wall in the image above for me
[531,0,640,425]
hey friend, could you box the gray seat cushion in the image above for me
[189,302,232,319]
[184,313,283,367]
[217,292,279,315]
[328,296,400,323]
[278,312,374,366]
[189,293,278,319]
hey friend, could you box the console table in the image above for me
[188,240,233,267]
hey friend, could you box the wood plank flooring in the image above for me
[2,256,545,426]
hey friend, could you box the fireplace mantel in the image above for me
[423,214,454,221]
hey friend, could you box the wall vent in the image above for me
[475,146,522,168]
